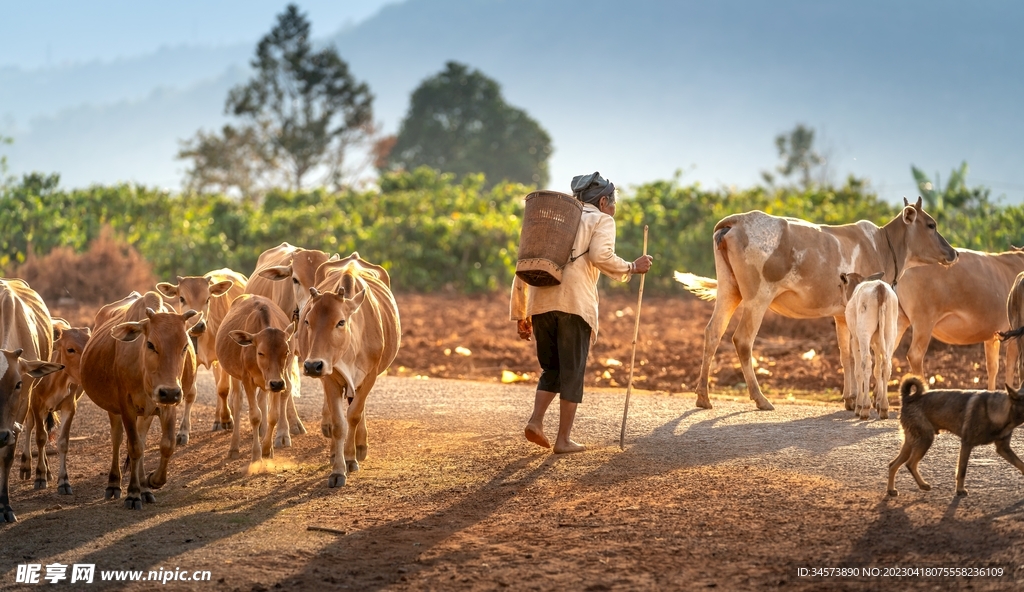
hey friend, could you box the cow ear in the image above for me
[840,273,849,285]
[329,253,340,261]
[83,327,92,337]
[52,324,64,342]
[310,287,321,298]
[112,320,147,342]
[902,204,918,224]
[229,330,255,347]
[284,322,296,342]
[208,279,234,297]
[156,282,178,299]
[258,265,293,281]
[346,288,367,313]
[1007,384,1022,400]
[145,307,158,320]
[867,272,885,282]
[21,359,64,379]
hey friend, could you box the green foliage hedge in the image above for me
[4,168,1024,295]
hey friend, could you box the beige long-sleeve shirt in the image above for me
[510,203,633,344]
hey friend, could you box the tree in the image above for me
[768,124,825,189]
[383,61,552,188]
[179,4,374,193]
[911,161,990,213]
[0,134,13,189]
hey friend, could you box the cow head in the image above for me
[300,280,366,378]
[229,324,296,393]
[51,320,92,385]
[110,308,198,405]
[0,348,63,448]
[896,196,958,271]
[156,275,234,336]
[257,250,335,320]
[839,271,884,304]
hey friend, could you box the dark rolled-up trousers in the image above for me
[532,310,592,404]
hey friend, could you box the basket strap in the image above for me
[568,248,590,263]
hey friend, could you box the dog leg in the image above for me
[887,443,914,496]
[906,441,932,492]
[994,436,1024,475]
[955,444,974,496]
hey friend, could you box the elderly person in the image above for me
[511,172,652,453]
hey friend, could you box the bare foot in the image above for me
[553,440,586,454]
[524,424,551,448]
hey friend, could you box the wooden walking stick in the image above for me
[620,225,648,450]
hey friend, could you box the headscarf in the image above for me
[571,171,615,205]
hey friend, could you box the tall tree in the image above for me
[180,4,374,194]
[384,61,552,187]
[773,124,824,189]
[911,161,990,213]
[177,125,273,202]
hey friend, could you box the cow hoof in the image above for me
[105,487,121,500]
[879,410,889,420]
[275,434,292,448]
[141,492,156,504]
[212,422,224,432]
[57,483,72,495]
[124,497,143,510]
[887,489,898,497]
[328,473,347,488]
[290,421,307,436]
[844,398,856,411]
[176,433,189,446]
[956,489,968,497]
[858,413,870,421]
[261,446,274,459]
[356,445,368,462]
[919,483,932,492]
[228,449,240,460]
[2,507,16,523]
[19,467,31,480]
[346,460,360,473]
[222,420,233,431]
[34,478,47,490]
[321,424,332,438]
[756,399,775,411]
[695,396,713,410]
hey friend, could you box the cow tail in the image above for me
[900,375,926,405]
[997,326,1024,342]
[45,411,60,446]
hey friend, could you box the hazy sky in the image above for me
[0,0,397,69]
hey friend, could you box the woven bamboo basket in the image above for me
[515,191,583,286]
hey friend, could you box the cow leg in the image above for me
[175,380,197,446]
[259,388,276,462]
[324,380,348,487]
[346,381,374,470]
[142,406,176,498]
[876,337,893,420]
[1,441,16,522]
[265,388,285,457]
[105,412,123,500]
[137,414,158,503]
[834,317,857,411]
[849,331,868,419]
[1004,337,1021,390]
[18,411,34,480]
[983,338,1000,391]
[212,363,234,431]
[695,290,742,410]
[906,320,935,382]
[122,411,145,510]
[731,299,774,411]
[56,388,80,495]
[32,405,50,489]
[287,384,306,435]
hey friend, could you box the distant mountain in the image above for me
[4,0,1024,201]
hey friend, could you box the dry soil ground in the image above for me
[2,292,1022,591]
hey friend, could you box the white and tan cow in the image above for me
[895,248,1024,390]
[297,253,400,487]
[157,267,248,444]
[840,272,898,420]
[215,294,295,464]
[19,319,91,494]
[245,243,334,446]
[80,291,199,510]
[0,278,63,522]
[675,198,957,411]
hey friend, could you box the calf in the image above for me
[80,292,199,510]
[840,272,898,420]
[157,268,248,443]
[0,279,63,522]
[215,295,294,464]
[297,253,400,487]
[18,319,91,494]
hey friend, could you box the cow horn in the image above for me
[182,309,199,321]
[145,307,157,319]
[310,287,321,297]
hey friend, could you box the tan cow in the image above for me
[80,292,199,510]
[245,243,334,446]
[215,294,295,463]
[18,319,91,494]
[157,267,248,444]
[0,278,63,522]
[297,253,400,487]
[998,271,1024,387]
[675,198,957,411]
[895,248,1024,391]
[840,272,898,420]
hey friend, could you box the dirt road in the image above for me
[2,371,1023,590]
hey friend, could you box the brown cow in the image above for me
[675,198,957,411]
[157,267,248,443]
[895,248,1024,390]
[18,319,91,494]
[245,243,334,445]
[215,294,295,463]
[0,278,63,522]
[297,253,400,487]
[79,292,199,510]
[998,271,1024,387]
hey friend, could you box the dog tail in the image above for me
[900,375,926,405]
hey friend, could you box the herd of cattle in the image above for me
[0,243,400,521]
[6,197,1024,521]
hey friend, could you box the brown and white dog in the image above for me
[888,375,1024,497]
